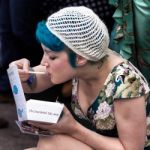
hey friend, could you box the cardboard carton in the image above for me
[7,65,64,135]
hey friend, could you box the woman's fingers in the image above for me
[9,58,30,72]
[22,59,30,72]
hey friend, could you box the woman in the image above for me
[10,6,150,150]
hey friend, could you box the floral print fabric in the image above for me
[71,60,150,147]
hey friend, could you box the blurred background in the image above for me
[0,99,38,150]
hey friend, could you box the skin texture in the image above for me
[40,44,76,84]
[10,45,147,150]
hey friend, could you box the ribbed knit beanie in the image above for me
[46,6,110,61]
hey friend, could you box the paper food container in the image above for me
[7,65,64,124]
[26,99,64,124]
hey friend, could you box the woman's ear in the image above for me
[76,55,87,67]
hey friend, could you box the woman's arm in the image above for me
[28,96,147,150]
[9,58,54,93]
[22,64,54,93]
[113,96,146,150]
[71,96,146,150]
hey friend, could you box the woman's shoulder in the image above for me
[107,60,150,99]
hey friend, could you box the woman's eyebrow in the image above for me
[43,48,51,54]
[44,49,58,55]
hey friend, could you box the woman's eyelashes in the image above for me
[43,50,57,60]
[49,56,57,60]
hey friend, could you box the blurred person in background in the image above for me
[0,0,44,128]
[0,0,44,94]
[109,0,150,86]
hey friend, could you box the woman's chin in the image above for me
[51,79,64,85]
[51,75,71,84]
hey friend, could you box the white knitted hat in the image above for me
[46,6,110,61]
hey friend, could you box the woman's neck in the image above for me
[77,52,124,102]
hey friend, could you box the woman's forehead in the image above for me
[41,44,50,51]
[42,43,71,54]
[42,44,56,54]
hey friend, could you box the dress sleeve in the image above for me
[112,63,150,100]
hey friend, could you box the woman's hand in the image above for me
[9,58,31,82]
[28,106,78,136]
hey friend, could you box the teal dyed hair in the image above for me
[36,21,77,68]
[36,21,64,52]
[66,49,77,68]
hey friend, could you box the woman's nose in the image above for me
[40,54,49,67]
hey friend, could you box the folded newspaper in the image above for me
[7,65,64,135]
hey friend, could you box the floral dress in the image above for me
[71,60,150,147]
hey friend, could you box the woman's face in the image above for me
[41,44,76,84]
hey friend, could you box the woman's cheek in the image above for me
[53,63,63,71]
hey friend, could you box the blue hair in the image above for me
[36,21,77,68]
[36,21,65,51]
[67,50,77,68]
